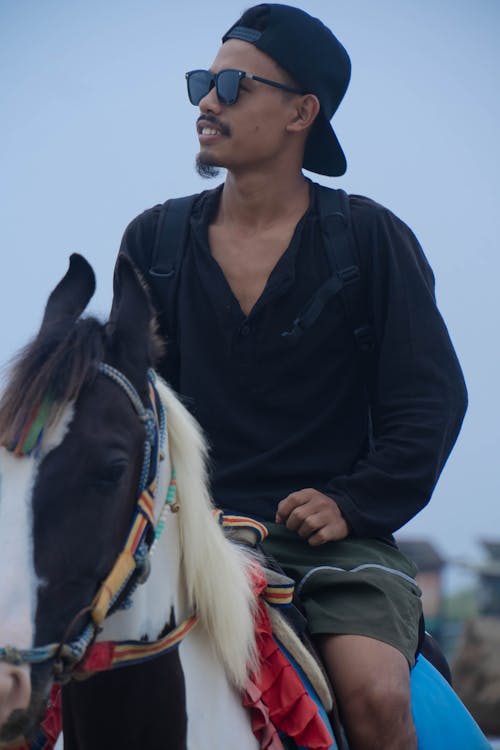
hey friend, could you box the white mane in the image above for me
[156,377,257,689]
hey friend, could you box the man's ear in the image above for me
[286,94,321,134]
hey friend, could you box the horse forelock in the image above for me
[0,317,106,450]
[156,378,258,690]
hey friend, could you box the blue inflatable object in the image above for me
[411,653,492,749]
[279,644,492,749]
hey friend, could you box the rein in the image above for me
[0,364,186,679]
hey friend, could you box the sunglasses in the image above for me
[185,68,305,106]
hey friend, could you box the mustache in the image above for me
[196,113,231,137]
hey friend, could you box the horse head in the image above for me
[0,253,161,744]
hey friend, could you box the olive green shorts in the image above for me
[261,522,422,668]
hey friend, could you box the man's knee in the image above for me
[316,634,416,746]
[341,684,416,750]
[341,677,412,729]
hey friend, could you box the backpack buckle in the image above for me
[339,266,360,286]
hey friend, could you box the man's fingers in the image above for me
[276,490,349,543]
[276,490,313,523]
[283,502,313,532]
[295,512,325,539]
[308,524,336,546]
[308,516,350,545]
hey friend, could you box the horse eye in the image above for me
[91,461,128,489]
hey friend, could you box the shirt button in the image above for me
[240,324,251,337]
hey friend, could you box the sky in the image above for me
[1,0,499,589]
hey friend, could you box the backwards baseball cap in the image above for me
[222,4,351,177]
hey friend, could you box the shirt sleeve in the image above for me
[117,205,162,275]
[326,196,468,538]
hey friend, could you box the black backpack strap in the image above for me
[281,186,375,353]
[316,185,375,353]
[148,194,198,327]
[280,267,349,342]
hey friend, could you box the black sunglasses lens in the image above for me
[216,70,240,105]
[187,71,213,105]
[186,70,242,106]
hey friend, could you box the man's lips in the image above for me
[196,117,230,140]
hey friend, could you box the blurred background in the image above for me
[1,0,499,735]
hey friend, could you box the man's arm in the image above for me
[327,199,467,538]
[279,197,467,542]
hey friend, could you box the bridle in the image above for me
[0,363,197,681]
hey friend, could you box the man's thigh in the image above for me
[261,522,422,668]
[317,633,411,697]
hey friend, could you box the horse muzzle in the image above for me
[0,662,31,730]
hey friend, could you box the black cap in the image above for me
[222,4,351,177]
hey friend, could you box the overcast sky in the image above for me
[1,0,499,588]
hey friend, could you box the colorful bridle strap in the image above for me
[76,614,199,675]
[90,366,165,626]
[89,490,154,626]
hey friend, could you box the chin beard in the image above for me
[195,153,221,179]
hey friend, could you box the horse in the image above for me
[0,254,494,750]
[0,253,262,749]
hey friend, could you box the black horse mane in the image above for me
[0,316,107,448]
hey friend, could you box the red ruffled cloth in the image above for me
[244,565,333,750]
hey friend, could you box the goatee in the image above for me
[195,154,221,179]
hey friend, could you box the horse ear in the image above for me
[40,254,96,332]
[107,254,153,385]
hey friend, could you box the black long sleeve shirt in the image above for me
[119,182,467,541]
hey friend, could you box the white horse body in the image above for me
[99,376,260,749]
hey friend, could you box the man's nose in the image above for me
[198,84,222,114]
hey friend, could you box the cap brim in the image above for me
[303,112,347,177]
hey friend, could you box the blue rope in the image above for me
[0,618,94,667]
[99,363,157,493]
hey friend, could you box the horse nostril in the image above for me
[0,663,31,727]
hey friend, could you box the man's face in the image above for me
[194,39,301,175]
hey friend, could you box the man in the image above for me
[119,5,467,749]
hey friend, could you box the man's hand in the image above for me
[276,488,349,545]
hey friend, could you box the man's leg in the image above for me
[316,633,417,750]
[261,525,421,748]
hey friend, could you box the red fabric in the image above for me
[243,680,285,750]
[244,565,333,750]
[78,640,115,674]
[39,685,62,746]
